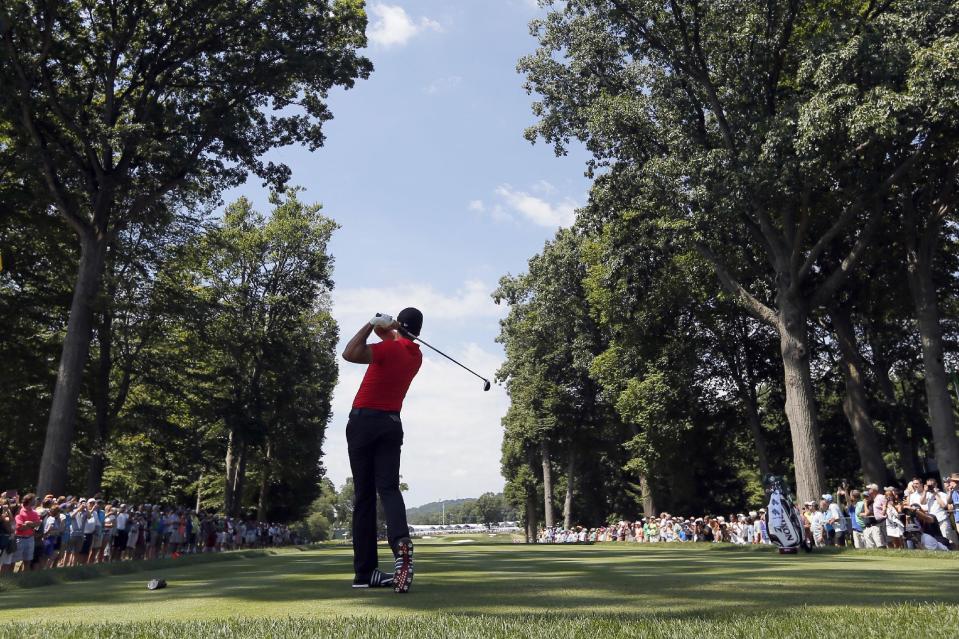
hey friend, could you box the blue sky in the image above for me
[226,0,591,507]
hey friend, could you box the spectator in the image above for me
[808,502,825,547]
[884,488,905,550]
[904,523,949,551]
[82,499,100,563]
[922,478,957,548]
[102,506,115,562]
[905,478,924,507]
[848,489,864,548]
[91,499,107,563]
[41,503,63,569]
[114,505,129,561]
[10,493,40,572]
[861,485,886,549]
[67,500,88,566]
[0,495,16,574]
[872,483,888,545]
[946,473,959,543]
[801,502,814,546]
[823,495,845,546]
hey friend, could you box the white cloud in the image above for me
[425,75,462,94]
[333,279,504,330]
[324,282,508,505]
[490,204,512,223]
[531,179,557,194]
[468,199,485,212]
[368,4,441,48]
[493,184,577,228]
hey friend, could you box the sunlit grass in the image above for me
[2,543,957,637]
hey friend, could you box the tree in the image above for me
[0,0,371,495]
[901,151,959,474]
[495,228,609,529]
[91,191,338,517]
[0,144,75,489]
[826,300,891,485]
[520,0,950,501]
[185,191,338,516]
[85,210,202,494]
[303,478,337,541]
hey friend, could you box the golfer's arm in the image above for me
[342,323,374,363]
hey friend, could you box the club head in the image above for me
[483,380,491,392]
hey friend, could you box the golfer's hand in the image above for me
[369,313,393,328]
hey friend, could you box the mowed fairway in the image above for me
[2,542,958,638]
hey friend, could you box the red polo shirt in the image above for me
[352,337,422,412]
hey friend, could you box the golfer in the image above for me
[342,307,423,593]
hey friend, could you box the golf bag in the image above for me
[764,475,807,553]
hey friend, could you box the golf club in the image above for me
[398,327,491,391]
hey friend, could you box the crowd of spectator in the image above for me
[538,472,959,553]
[0,490,300,574]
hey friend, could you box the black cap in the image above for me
[397,307,423,337]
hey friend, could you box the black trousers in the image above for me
[347,408,409,579]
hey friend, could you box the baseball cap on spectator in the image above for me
[821,494,832,502]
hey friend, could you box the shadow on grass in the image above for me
[0,547,323,592]
[4,544,958,622]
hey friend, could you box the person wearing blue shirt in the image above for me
[847,489,864,548]
[946,474,959,532]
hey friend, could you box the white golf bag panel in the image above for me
[766,488,803,550]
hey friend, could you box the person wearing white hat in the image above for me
[824,495,846,546]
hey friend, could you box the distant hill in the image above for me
[406,493,517,525]
[406,498,472,519]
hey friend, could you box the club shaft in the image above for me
[413,336,489,383]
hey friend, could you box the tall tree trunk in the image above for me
[541,440,554,528]
[870,342,919,480]
[742,391,772,479]
[778,294,825,503]
[257,441,272,521]
[37,231,109,495]
[231,442,247,517]
[639,473,656,517]
[225,428,239,513]
[562,448,575,529]
[829,306,890,484]
[525,491,537,543]
[196,473,203,514]
[905,224,959,476]
[86,281,115,496]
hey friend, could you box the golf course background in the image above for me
[3,542,958,638]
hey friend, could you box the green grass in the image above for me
[0,548,284,591]
[1,543,957,638]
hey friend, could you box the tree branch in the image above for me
[798,138,929,285]
[810,201,882,308]
[695,242,780,330]
[1,32,89,235]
